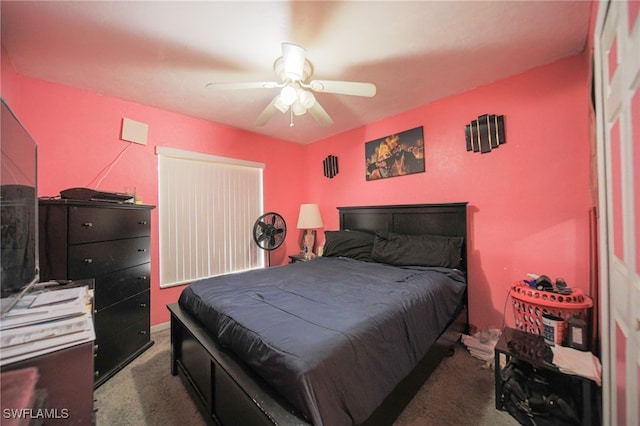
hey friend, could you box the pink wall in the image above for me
[1,48,307,326]
[305,52,594,330]
[2,48,594,331]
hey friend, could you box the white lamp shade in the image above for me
[298,90,316,109]
[296,204,323,229]
[292,99,307,116]
[280,85,297,106]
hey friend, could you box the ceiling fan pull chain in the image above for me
[290,108,295,127]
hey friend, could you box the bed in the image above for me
[168,202,469,426]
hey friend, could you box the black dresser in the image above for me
[39,199,155,387]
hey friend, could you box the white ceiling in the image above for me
[0,1,592,144]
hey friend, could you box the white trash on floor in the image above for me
[461,328,502,362]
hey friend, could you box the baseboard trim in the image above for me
[151,321,170,333]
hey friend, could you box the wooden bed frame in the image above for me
[168,202,469,426]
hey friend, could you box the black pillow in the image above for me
[371,231,463,269]
[322,230,375,262]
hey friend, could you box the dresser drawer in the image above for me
[95,290,150,343]
[68,237,150,279]
[94,316,151,382]
[94,263,150,311]
[68,206,150,244]
[39,200,155,387]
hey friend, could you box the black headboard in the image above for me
[338,202,468,273]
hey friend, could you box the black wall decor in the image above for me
[465,114,505,153]
[323,155,339,178]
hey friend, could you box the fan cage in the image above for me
[253,212,287,252]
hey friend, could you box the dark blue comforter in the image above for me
[179,256,466,425]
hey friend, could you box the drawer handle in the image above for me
[137,248,147,252]
[94,371,100,378]
[138,221,148,225]
[139,303,147,308]
[82,222,93,228]
[139,330,147,335]
[83,258,93,264]
[138,276,148,280]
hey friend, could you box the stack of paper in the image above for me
[461,328,502,361]
[0,286,95,366]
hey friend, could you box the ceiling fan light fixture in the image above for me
[273,97,290,113]
[280,85,297,106]
[281,42,306,80]
[298,90,316,109]
[292,100,307,116]
[207,42,374,128]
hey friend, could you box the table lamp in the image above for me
[296,203,323,259]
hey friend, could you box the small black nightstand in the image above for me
[288,254,315,263]
[494,327,599,426]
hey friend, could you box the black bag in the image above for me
[500,359,581,426]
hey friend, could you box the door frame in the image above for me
[594,0,640,424]
[593,1,612,422]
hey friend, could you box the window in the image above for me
[157,147,264,288]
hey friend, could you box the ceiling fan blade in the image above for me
[206,81,281,90]
[308,80,376,97]
[255,97,281,126]
[307,100,334,127]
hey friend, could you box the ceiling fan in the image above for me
[205,43,376,128]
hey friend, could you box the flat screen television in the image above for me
[0,98,39,309]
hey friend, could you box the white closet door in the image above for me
[595,1,640,424]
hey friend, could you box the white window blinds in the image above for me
[157,147,264,288]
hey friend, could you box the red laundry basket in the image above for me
[510,281,593,337]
